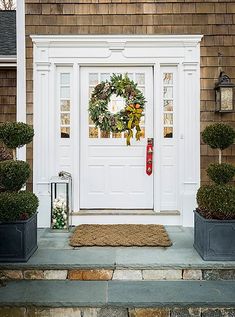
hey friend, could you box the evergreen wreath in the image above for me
[88,73,146,145]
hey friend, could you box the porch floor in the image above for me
[1,226,235,269]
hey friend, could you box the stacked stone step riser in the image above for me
[1,268,235,281]
[0,307,235,317]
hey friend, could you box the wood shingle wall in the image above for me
[0,69,16,125]
[25,0,235,187]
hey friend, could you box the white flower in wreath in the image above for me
[103,82,110,92]
[98,114,105,123]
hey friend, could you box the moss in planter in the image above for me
[0,191,39,222]
[0,160,31,192]
[197,185,235,220]
[207,163,235,185]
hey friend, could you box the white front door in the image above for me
[80,67,154,209]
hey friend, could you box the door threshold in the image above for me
[73,210,180,216]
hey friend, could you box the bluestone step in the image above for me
[0,280,235,308]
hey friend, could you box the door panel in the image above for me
[80,67,154,209]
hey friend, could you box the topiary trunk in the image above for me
[218,149,222,164]
[12,148,16,161]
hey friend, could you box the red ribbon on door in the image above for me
[146,138,153,176]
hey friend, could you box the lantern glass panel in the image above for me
[50,178,71,231]
[221,87,233,111]
[215,89,220,112]
[56,183,67,198]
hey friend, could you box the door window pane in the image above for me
[164,113,173,125]
[136,73,145,85]
[60,100,70,112]
[127,73,134,80]
[89,127,98,138]
[164,127,173,138]
[100,130,110,138]
[108,95,126,114]
[141,127,145,138]
[89,87,94,98]
[59,72,71,138]
[163,73,173,85]
[61,87,70,99]
[61,113,70,125]
[112,132,122,138]
[89,73,98,86]
[164,100,173,112]
[100,73,110,82]
[61,127,70,138]
[163,87,173,99]
[60,73,70,85]
[163,72,174,139]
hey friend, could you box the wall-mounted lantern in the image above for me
[215,71,235,112]
[50,171,72,231]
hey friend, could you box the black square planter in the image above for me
[194,210,235,261]
[0,213,38,262]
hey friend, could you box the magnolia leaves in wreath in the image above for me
[88,74,146,146]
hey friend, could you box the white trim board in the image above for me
[0,63,17,68]
[16,0,26,161]
[31,35,202,227]
[71,214,181,226]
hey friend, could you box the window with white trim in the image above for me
[163,72,174,138]
[60,73,71,138]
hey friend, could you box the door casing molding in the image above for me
[31,35,203,227]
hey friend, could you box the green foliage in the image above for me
[197,185,235,220]
[207,163,235,185]
[197,123,235,220]
[89,73,145,145]
[0,191,39,222]
[202,123,235,150]
[0,122,38,222]
[0,122,34,149]
[0,160,31,192]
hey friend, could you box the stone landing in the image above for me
[0,227,235,316]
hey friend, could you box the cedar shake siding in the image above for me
[0,11,16,143]
[0,69,16,125]
[25,0,235,186]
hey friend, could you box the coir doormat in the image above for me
[69,224,172,247]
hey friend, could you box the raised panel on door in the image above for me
[80,67,154,209]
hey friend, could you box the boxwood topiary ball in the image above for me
[0,122,34,149]
[0,191,39,222]
[202,123,235,150]
[197,184,235,220]
[0,160,31,192]
[207,163,235,185]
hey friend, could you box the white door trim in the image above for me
[31,35,202,227]
[16,0,26,161]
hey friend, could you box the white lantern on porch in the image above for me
[50,171,72,231]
